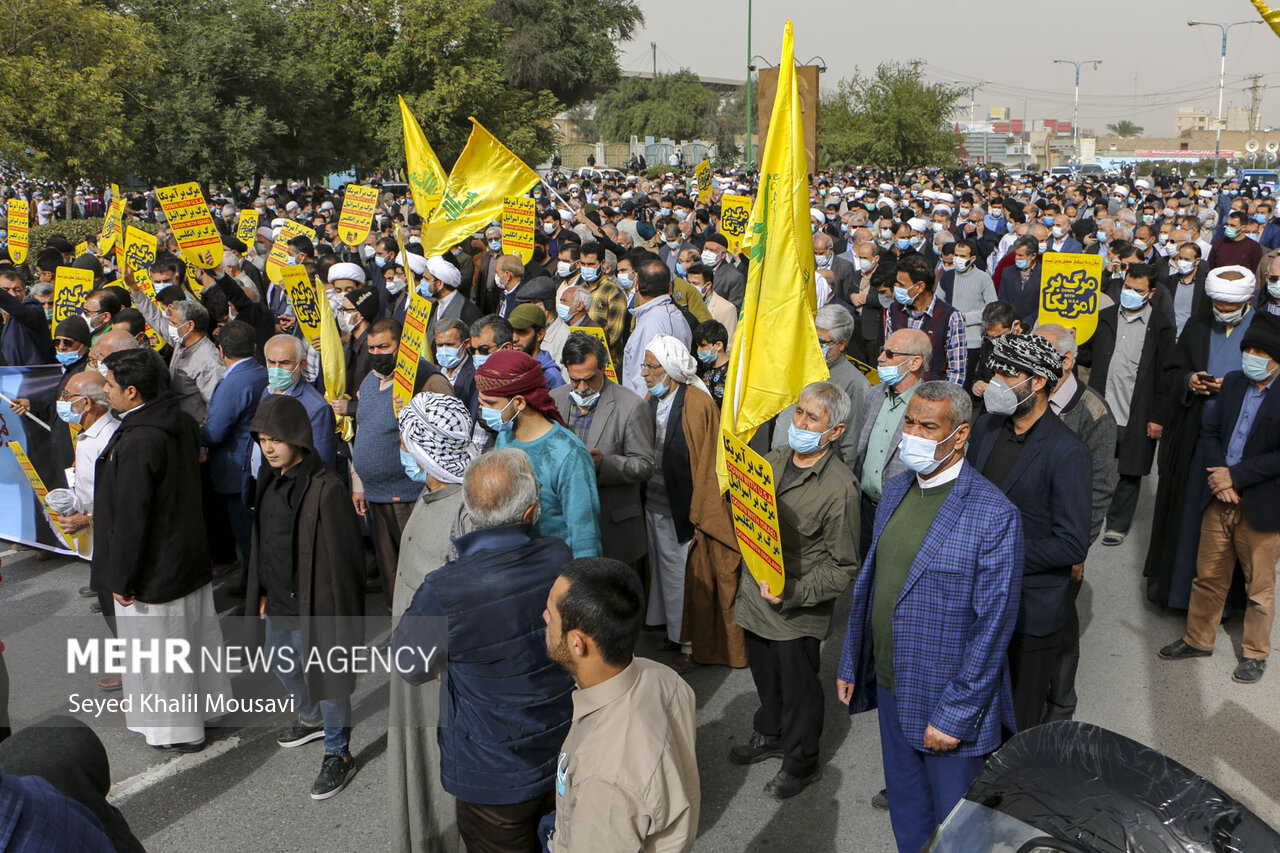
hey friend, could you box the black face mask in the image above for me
[369,352,397,376]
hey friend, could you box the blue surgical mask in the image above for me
[436,346,462,369]
[580,266,598,282]
[399,449,427,483]
[1041,216,1054,226]
[895,238,913,251]
[374,255,387,268]
[480,399,515,432]
[1268,281,1280,301]
[696,348,717,365]
[267,366,296,391]
[488,239,502,252]
[556,303,572,323]
[787,422,830,454]
[893,284,914,305]
[417,280,432,299]
[1254,214,1268,225]
[1242,352,1276,383]
[569,388,599,408]
[647,381,668,398]
[898,424,961,475]
[1095,230,1108,242]
[676,263,686,276]
[56,399,83,425]
[1014,258,1031,270]
[472,352,489,370]
[55,349,82,366]
[617,271,632,289]
[1225,226,1241,239]
[876,359,909,386]
[1120,287,1147,311]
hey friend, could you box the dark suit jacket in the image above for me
[998,263,1042,330]
[551,380,655,564]
[1047,236,1084,255]
[967,409,1091,636]
[1198,370,1280,531]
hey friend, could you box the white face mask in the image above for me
[954,256,971,273]
[700,249,717,266]
[1051,226,1066,238]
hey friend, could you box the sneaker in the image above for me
[1101,530,1126,546]
[764,768,822,800]
[728,731,783,765]
[277,722,325,748]
[78,586,96,599]
[1233,658,1266,684]
[152,739,205,754]
[310,754,356,800]
[871,788,889,811]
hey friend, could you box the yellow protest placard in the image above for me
[695,159,713,204]
[501,195,536,263]
[155,182,223,269]
[74,241,89,258]
[8,441,80,551]
[124,225,156,289]
[282,265,324,350]
[235,209,259,246]
[7,198,28,264]
[1038,252,1103,344]
[392,294,434,415]
[99,198,124,254]
[265,220,317,284]
[718,193,752,254]
[338,184,379,247]
[53,267,92,338]
[721,429,784,596]
[573,326,617,383]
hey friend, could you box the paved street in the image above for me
[3,476,1279,852]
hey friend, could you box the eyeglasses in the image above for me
[1268,275,1280,284]
[640,362,663,372]
[470,344,499,356]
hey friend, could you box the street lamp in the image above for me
[1188,19,1262,180]
[965,82,991,127]
[745,0,753,171]
[1053,58,1101,165]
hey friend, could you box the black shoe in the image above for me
[152,739,205,754]
[1233,658,1266,684]
[1158,639,1212,660]
[871,788,889,811]
[277,722,325,748]
[78,585,95,599]
[311,754,356,800]
[89,599,103,613]
[728,732,783,765]
[764,768,821,801]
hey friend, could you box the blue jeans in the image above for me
[876,683,986,853]
[264,616,352,756]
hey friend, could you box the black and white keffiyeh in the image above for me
[396,392,482,484]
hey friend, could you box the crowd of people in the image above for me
[1,159,1279,852]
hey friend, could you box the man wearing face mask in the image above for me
[1160,313,1280,684]
[884,254,966,385]
[552,332,654,570]
[543,285,598,371]
[261,334,337,469]
[1208,211,1264,273]
[697,234,745,312]
[331,287,380,419]
[1256,255,1280,318]
[814,232,857,308]
[430,317,478,422]
[123,274,223,423]
[1145,266,1259,610]
[508,303,565,390]
[1047,214,1083,254]
[839,381,1023,853]
[1078,264,1177,547]
[967,333,1090,731]
[475,225,504,299]
[1170,241,1209,335]
[420,254,480,346]
[998,236,1044,332]
[938,240,997,381]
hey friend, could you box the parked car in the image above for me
[925,722,1280,852]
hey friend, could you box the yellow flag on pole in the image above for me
[399,95,447,224]
[717,20,828,489]
[418,118,540,258]
[1253,0,1280,37]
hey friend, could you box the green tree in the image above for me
[492,0,643,107]
[1106,120,1143,137]
[818,63,964,169]
[0,0,154,201]
[594,70,719,143]
[564,105,598,142]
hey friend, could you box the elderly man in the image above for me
[622,258,691,397]
[731,381,861,800]
[544,557,700,853]
[772,305,870,477]
[967,334,1091,730]
[475,225,505,311]
[701,233,745,309]
[814,232,857,307]
[387,392,482,853]
[476,350,602,558]
[839,381,1023,853]
[395,449,573,851]
[551,332,654,569]
[543,285,600,369]
[95,349,231,751]
[261,334,337,468]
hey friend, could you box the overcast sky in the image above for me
[621,0,1280,136]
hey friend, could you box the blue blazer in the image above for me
[968,410,1091,637]
[201,359,268,495]
[1049,236,1084,255]
[1198,370,1280,531]
[838,463,1023,756]
[998,264,1042,331]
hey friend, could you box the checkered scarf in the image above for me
[987,333,1063,383]
[397,392,482,484]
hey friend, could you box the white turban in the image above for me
[907,217,928,233]
[425,255,461,289]
[810,207,825,223]
[1204,266,1257,303]
[645,333,709,397]
[327,262,366,285]
[396,251,430,277]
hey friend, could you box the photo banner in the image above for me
[0,366,76,555]
[721,429,783,596]
[1038,252,1103,344]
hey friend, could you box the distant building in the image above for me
[1174,105,1259,134]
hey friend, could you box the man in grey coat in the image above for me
[552,331,655,568]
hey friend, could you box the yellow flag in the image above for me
[1254,0,1280,37]
[418,118,540,258]
[315,278,353,441]
[717,21,828,488]
[399,95,447,224]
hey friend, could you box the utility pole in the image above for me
[1053,58,1102,165]
[966,82,991,126]
[1189,19,1262,179]
[745,0,752,171]
[1245,73,1265,132]
[908,58,924,79]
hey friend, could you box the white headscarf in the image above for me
[1204,265,1256,303]
[425,255,461,289]
[646,333,710,397]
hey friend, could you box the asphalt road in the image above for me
[3,475,1279,852]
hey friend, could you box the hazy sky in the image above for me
[622,0,1280,136]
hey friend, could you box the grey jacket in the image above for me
[132,291,225,424]
[1055,376,1118,545]
[854,382,913,502]
[552,379,655,564]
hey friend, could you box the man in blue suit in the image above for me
[999,236,1044,331]
[967,333,1091,731]
[200,320,268,591]
[261,333,337,469]
[839,381,1023,853]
